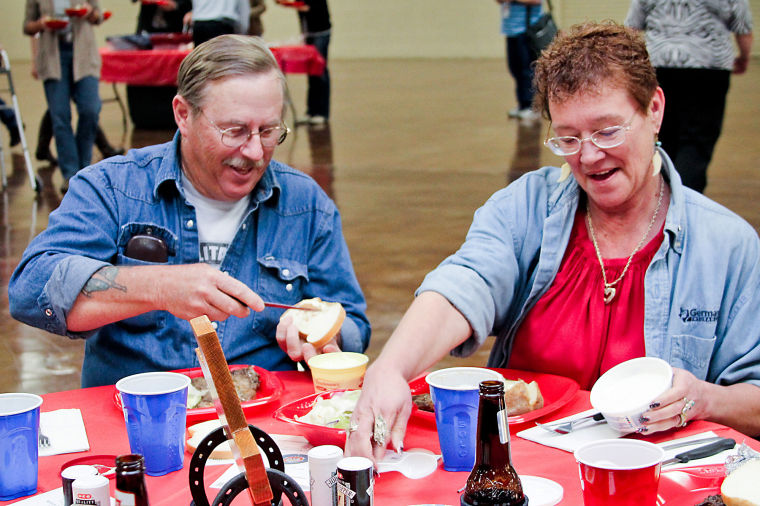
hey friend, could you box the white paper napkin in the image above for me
[39,409,90,457]
[517,408,621,452]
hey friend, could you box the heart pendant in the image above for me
[603,286,616,304]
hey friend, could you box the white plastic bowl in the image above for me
[590,357,673,434]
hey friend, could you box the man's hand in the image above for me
[275,314,340,363]
[152,265,265,321]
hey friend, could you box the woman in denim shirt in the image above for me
[348,22,760,461]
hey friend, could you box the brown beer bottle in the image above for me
[461,380,526,506]
[115,454,150,506]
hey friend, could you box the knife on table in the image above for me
[661,437,736,467]
[660,435,731,451]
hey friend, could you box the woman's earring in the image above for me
[652,141,662,176]
[558,162,572,182]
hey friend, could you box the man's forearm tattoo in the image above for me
[82,266,127,297]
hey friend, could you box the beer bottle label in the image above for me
[497,408,509,444]
[115,490,136,506]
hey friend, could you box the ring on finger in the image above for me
[677,398,695,427]
[373,414,387,447]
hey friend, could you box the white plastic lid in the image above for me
[521,475,563,506]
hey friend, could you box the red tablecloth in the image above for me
[3,371,757,505]
[100,44,326,86]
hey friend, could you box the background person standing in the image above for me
[24,0,103,193]
[278,0,331,125]
[496,0,543,121]
[626,0,754,193]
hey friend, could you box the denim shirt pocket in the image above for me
[256,255,309,304]
[116,223,178,263]
[670,334,717,380]
[114,224,178,331]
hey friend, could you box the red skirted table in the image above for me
[3,370,758,505]
[99,43,325,129]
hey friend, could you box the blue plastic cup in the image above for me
[115,372,190,476]
[0,393,43,500]
[425,368,504,472]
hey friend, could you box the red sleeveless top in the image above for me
[508,210,664,390]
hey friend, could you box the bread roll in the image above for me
[722,459,760,506]
[280,297,346,349]
[186,420,232,459]
[503,379,544,416]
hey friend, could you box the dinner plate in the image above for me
[273,389,357,448]
[409,368,580,425]
[64,7,88,17]
[113,365,283,424]
[44,19,69,30]
[657,465,726,506]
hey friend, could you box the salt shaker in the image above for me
[72,474,110,506]
[308,445,343,506]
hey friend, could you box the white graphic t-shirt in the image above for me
[182,176,250,267]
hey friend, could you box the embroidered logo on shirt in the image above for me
[678,307,719,323]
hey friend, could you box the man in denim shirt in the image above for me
[9,35,370,387]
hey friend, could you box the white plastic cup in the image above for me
[590,357,673,434]
[308,445,343,506]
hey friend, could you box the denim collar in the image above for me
[153,130,282,207]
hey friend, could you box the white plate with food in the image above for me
[113,364,283,424]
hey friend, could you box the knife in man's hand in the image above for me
[661,438,736,466]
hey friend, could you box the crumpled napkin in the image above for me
[517,408,621,452]
[39,408,90,457]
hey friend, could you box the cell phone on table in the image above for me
[125,234,169,263]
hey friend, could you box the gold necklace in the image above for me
[586,177,664,304]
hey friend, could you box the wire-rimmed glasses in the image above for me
[544,112,637,156]
[200,109,290,148]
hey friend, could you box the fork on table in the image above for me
[38,431,51,449]
[535,412,606,435]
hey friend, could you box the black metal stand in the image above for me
[188,424,307,506]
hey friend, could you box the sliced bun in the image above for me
[280,297,346,349]
[503,379,544,416]
[722,459,760,506]
[186,420,232,460]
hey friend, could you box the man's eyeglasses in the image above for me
[200,110,290,149]
[544,112,637,156]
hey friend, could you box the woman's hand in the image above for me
[275,315,340,363]
[639,368,707,433]
[345,362,413,464]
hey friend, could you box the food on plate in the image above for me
[280,297,346,349]
[186,419,232,459]
[504,379,544,415]
[296,390,360,429]
[721,459,760,506]
[413,378,544,416]
[695,496,727,506]
[187,366,260,409]
[412,393,435,412]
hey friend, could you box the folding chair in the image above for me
[0,49,40,192]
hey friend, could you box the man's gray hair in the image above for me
[177,34,288,113]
